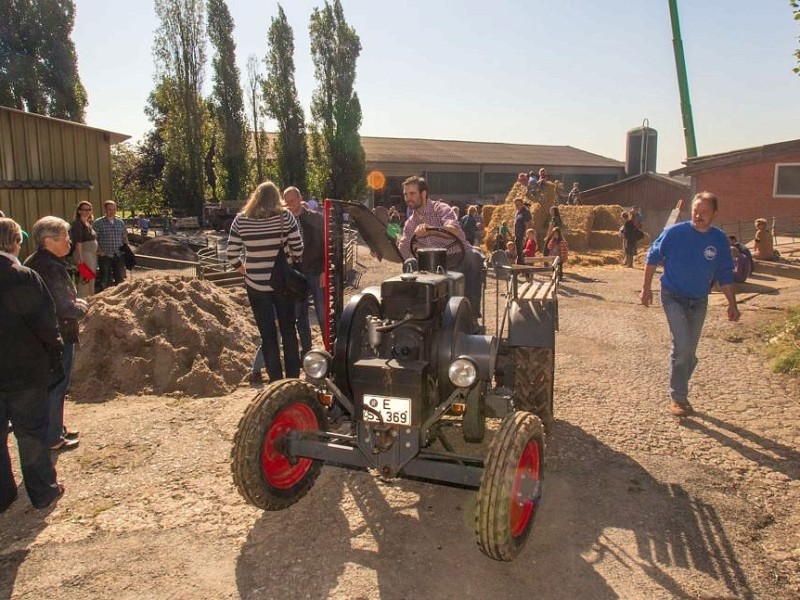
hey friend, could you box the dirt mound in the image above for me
[137,236,198,261]
[72,276,257,400]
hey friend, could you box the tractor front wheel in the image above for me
[475,411,545,561]
[231,379,325,510]
[462,384,486,443]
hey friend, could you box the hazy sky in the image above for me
[72,0,799,174]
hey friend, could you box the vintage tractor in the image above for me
[231,200,558,561]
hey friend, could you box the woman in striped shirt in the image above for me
[228,182,304,381]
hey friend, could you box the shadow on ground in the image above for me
[686,412,800,482]
[235,421,764,599]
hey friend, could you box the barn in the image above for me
[0,106,129,254]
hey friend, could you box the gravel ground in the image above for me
[1,255,799,599]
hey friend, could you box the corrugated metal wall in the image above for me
[0,107,116,254]
[581,177,688,212]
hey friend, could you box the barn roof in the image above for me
[582,171,689,196]
[670,139,800,176]
[0,105,129,144]
[360,136,624,168]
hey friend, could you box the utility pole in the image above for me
[667,0,698,159]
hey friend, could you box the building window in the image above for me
[774,163,800,198]
[484,173,518,195]
[425,172,479,195]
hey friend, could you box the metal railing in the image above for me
[719,214,800,250]
[130,221,361,289]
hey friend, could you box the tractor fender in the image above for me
[507,298,556,349]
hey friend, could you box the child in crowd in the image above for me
[731,247,751,283]
[753,217,775,260]
[545,226,568,281]
[505,241,517,263]
[523,228,537,258]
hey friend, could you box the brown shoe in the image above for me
[670,401,694,417]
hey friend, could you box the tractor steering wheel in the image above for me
[409,226,466,270]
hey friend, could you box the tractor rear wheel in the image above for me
[513,347,554,428]
[231,379,325,510]
[475,411,545,561]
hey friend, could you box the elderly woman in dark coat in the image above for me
[0,218,64,511]
[24,216,88,451]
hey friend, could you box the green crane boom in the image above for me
[668,0,698,159]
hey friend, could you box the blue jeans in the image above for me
[661,289,708,404]
[0,387,59,508]
[247,288,300,381]
[46,342,75,446]
[296,272,325,356]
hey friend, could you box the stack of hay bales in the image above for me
[589,205,627,250]
[477,181,649,256]
[557,205,594,252]
[483,182,557,252]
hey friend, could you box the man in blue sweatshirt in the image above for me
[640,192,740,417]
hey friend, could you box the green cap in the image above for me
[21,229,28,243]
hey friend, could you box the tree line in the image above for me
[123,0,366,218]
[0,0,365,218]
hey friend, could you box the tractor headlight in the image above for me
[303,350,332,380]
[448,357,478,388]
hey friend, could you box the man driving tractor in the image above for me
[397,175,485,331]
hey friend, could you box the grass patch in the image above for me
[765,306,800,375]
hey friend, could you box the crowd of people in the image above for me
[0,175,783,512]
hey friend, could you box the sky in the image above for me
[71,0,800,174]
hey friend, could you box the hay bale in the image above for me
[484,203,518,252]
[589,230,625,250]
[530,203,546,233]
[592,205,625,231]
[481,205,497,227]
[564,229,590,252]
[560,205,595,233]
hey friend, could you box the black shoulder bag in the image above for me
[269,212,308,300]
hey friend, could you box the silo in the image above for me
[626,125,658,176]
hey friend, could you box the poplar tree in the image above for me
[153,0,207,217]
[246,54,268,184]
[793,0,800,75]
[0,0,87,121]
[308,0,365,201]
[207,0,248,202]
[263,5,307,192]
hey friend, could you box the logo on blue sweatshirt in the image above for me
[704,246,717,261]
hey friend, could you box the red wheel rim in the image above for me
[510,439,541,537]
[261,402,318,489]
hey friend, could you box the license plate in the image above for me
[362,395,411,425]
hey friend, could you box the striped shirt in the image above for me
[227,211,304,292]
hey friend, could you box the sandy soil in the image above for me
[1,246,799,599]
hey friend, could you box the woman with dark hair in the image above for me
[227,182,304,382]
[545,226,568,282]
[70,201,98,298]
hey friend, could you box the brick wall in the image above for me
[694,152,800,223]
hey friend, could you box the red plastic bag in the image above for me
[77,262,96,281]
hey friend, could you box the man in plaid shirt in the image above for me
[92,200,129,290]
[397,176,485,329]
